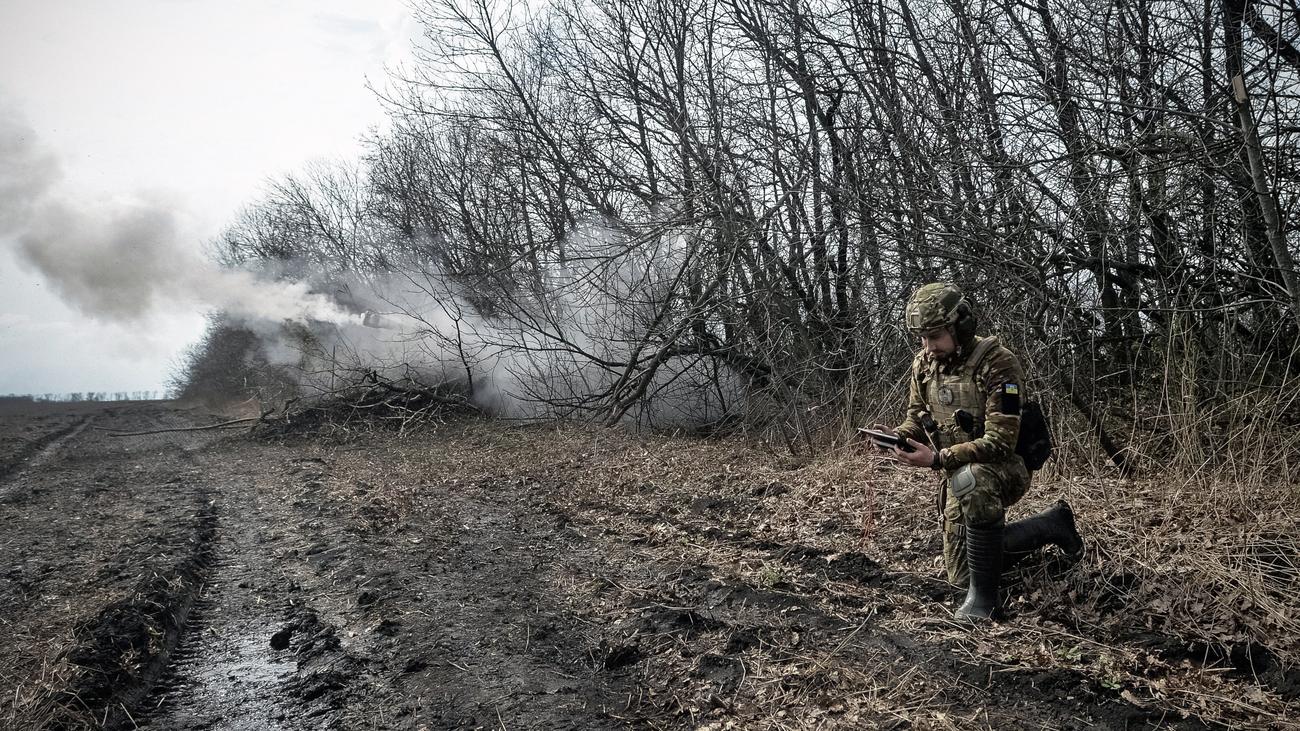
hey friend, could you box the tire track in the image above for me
[54,499,217,729]
[5,404,228,729]
[0,414,95,501]
[141,551,299,730]
[134,470,310,730]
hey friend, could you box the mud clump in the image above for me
[57,505,216,727]
[275,606,366,721]
[781,546,888,585]
[269,625,294,651]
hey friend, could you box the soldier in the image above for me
[870,283,1083,621]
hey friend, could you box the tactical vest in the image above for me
[919,336,1002,451]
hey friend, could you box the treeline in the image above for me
[193,0,1300,473]
[0,392,163,403]
[169,317,298,407]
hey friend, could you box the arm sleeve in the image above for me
[940,348,1024,467]
[894,354,928,443]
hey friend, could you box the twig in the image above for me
[98,417,265,437]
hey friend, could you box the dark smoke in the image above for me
[0,106,361,326]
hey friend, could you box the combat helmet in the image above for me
[905,282,976,343]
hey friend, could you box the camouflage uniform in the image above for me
[895,335,1030,584]
[888,284,1083,622]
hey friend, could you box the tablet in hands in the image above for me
[858,427,916,453]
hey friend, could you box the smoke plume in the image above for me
[0,109,360,327]
[287,226,743,427]
[1,106,741,426]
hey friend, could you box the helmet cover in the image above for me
[905,283,966,333]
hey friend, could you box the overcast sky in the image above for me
[0,0,418,396]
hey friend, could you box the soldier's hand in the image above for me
[893,438,935,468]
[867,424,897,451]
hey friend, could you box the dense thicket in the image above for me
[208,0,1300,472]
[170,317,299,406]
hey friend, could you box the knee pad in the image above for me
[950,465,977,498]
[950,464,1006,526]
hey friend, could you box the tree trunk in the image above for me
[1224,0,1300,333]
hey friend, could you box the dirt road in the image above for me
[0,401,1294,729]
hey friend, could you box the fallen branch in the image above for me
[97,417,267,437]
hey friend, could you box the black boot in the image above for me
[955,521,1003,621]
[1003,500,1084,569]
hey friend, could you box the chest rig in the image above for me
[919,336,1000,450]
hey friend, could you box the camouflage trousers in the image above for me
[941,460,1031,585]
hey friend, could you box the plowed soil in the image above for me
[0,401,1294,730]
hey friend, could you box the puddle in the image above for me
[142,616,298,729]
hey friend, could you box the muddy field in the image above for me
[0,401,1296,730]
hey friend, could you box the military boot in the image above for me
[955,521,1003,621]
[1003,500,1084,569]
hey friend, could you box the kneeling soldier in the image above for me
[872,283,1083,620]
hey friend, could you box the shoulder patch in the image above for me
[1001,383,1021,415]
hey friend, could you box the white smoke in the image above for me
[0,108,361,328]
[283,224,744,426]
[1,106,742,427]
[0,107,58,237]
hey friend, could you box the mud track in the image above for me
[0,414,95,494]
[0,402,1294,729]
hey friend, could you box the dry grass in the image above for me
[10,392,1292,727]
[1062,474,1300,658]
[323,417,1300,727]
[0,589,130,729]
[1032,381,1300,676]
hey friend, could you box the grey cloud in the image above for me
[0,106,362,327]
[17,200,185,319]
[0,104,59,235]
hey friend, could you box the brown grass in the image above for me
[320,417,1300,728]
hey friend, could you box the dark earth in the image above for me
[0,400,1295,729]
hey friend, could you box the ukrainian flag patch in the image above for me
[1001,383,1021,415]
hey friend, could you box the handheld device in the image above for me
[858,427,916,452]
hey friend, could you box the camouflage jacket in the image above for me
[894,336,1025,470]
